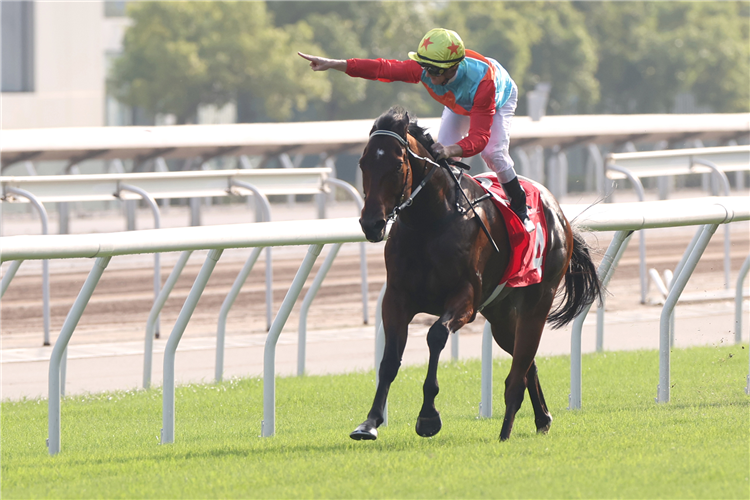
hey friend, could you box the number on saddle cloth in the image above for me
[472,174,548,287]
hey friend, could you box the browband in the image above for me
[369,129,408,146]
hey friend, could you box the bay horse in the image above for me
[352,106,602,441]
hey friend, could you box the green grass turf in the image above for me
[2,345,749,498]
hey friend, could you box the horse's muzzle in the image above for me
[359,217,387,243]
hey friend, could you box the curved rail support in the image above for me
[735,254,750,345]
[143,250,193,389]
[162,248,223,445]
[230,179,273,330]
[479,321,493,418]
[658,224,719,403]
[607,163,648,304]
[324,178,369,324]
[262,244,323,437]
[4,186,51,345]
[374,283,388,426]
[569,230,633,410]
[215,246,263,382]
[374,283,387,369]
[297,243,342,376]
[692,159,732,289]
[660,226,707,349]
[118,184,162,336]
[1,260,23,298]
[733,254,750,396]
[48,256,111,455]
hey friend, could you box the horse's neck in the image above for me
[402,157,455,226]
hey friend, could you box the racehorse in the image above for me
[352,106,602,441]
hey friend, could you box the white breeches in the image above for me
[437,83,518,184]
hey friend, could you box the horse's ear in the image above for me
[400,111,410,139]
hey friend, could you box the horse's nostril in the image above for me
[359,217,387,242]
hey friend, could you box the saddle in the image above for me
[471,173,549,288]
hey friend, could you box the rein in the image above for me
[368,129,500,253]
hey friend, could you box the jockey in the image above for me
[299,27,535,232]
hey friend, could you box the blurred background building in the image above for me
[4,1,748,131]
[1,1,747,195]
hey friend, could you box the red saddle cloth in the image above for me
[470,173,549,288]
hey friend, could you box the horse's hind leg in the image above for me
[416,298,474,438]
[526,361,552,434]
[489,318,552,435]
[497,288,554,441]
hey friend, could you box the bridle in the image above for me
[367,129,499,253]
[368,130,439,221]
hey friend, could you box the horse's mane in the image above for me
[371,106,435,154]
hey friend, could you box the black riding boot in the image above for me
[501,177,535,233]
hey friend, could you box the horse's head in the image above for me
[358,107,413,242]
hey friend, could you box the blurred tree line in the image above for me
[109,1,749,124]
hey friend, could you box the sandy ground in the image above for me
[2,195,749,401]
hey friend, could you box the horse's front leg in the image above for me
[350,297,410,441]
[416,293,475,438]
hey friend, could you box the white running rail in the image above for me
[1,197,747,455]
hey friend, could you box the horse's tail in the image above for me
[546,228,603,329]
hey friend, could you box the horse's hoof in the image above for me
[536,416,552,435]
[415,413,442,437]
[350,423,378,441]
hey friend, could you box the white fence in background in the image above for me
[0,197,748,455]
[603,145,749,304]
[1,168,371,343]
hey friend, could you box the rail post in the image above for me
[162,248,223,445]
[48,256,111,455]
[606,163,648,304]
[374,283,388,426]
[230,179,274,330]
[480,321,493,418]
[262,244,323,437]
[4,186,51,345]
[297,243,341,376]
[658,224,719,403]
[570,230,633,410]
[692,159,732,289]
[324,178,369,324]
[215,247,262,382]
[143,250,193,389]
[735,254,750,345]
[1,260,23,297]
[118,184,162,336]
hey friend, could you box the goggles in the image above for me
[420,63,446,76]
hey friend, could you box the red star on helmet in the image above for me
[421,37,433,50]
[447,42,460,55]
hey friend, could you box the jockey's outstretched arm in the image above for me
[298,52,347,72]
